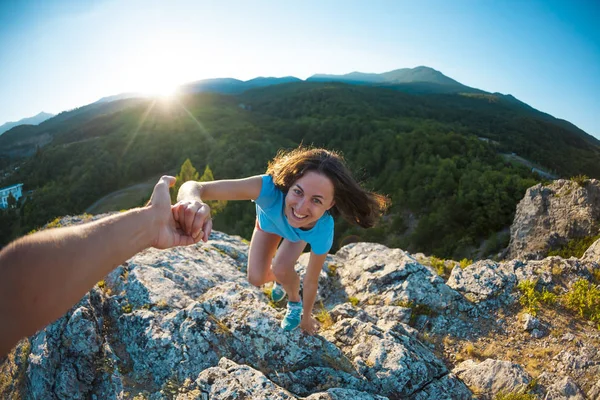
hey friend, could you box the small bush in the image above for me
[459,258,473,269]
[562,279,600,328]
[429,256,447,276]
[122,303,132,314]
[517,280,556,316]
[348,296,360,307]
[315,303,333,330]
[495,391,536,400]
[570,174,589,187]
[547,234,600,258]
[518,280,541,316]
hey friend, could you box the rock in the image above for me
[321,318,464,398]
[507,179,600,260]
[332,243,463,312]
[522,313,540,331]
[196,358,298,399]
[538,373,586,400]
[581,237,600,263]
[588,379,600,399]
[531,329,544,339]
[447,260,516,302]
[453,359,531,399]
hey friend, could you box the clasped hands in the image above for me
[147,176,213,249]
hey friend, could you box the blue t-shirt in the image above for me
[254,175,334,255]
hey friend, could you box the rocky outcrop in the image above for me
[453,359,531,399]
[3,199,600,399]
[507,179,600,260]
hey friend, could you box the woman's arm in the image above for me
[300,251,328,334]
[0,176,200,356]
[174,175,263,240]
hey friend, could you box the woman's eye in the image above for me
[294,189,302,195]
[313,198,322,205]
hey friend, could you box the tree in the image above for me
[199,165,227,216]
[170,158,199,202]
[7,192,17,209]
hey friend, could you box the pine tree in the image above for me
[170,159,199,203]
[170,161,227,216]
[199,165,228,216]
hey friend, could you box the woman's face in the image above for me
[284,171,335,229]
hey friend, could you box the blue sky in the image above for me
[1,0,599,138]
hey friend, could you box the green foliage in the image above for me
[517,280,556,316]
[547,235,600,258]
[495,391,537,400]
[6,192,17,208]
[481,231,511,258]
[2,82,598,258]
[429,256,447,276]
[563,279,600,328]
[171,158,199,202]
[570,174,589,187]
[199,165,228,216]
[348,296,360,306]
[459,258,472,269]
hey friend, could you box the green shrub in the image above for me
[570,174,589,187]
[429,256,447,276]
[517,280,556,316]
[495,391,536,400]
[459,258,473,269]
[518,280,541,316]
[562,279,600,328]
[348,296,360,307]
[547,234,600,259]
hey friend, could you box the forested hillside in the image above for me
[1,81,599,258]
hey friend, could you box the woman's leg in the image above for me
[271,239,307,303]
[247,224,281,287]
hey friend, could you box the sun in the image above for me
[142,79,179,98]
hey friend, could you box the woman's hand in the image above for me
[172,199,213,242]
[147,176,205,249]
[300,315,320,335]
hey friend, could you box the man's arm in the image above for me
[0,176,199,356]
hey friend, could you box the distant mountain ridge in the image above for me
[0,112,54,136]
[1,66,597,155]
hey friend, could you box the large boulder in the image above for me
[7,230,475,399]
[507,179,600,260]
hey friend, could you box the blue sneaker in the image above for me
[271,282,287,302]
[281,301,303,331]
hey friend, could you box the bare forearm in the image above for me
[0,207,156,355]
[302,281,319,316]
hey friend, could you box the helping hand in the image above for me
[147,176,204,249]
[172,197,213,243]
[300,315,320,335]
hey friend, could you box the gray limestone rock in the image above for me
[332,243,463,312]
[538,373,586,400]
[507,179,600,260]
[453,359,531,399]
[447,259,517,302]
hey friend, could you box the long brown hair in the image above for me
[266,147,390,228]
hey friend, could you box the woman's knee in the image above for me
[247,262,271,287]
[271,260,295,282]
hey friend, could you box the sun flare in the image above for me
[142,79,179,98]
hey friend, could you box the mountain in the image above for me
[2,68,599,258]
[0,112,55,136]
[308,66,481,94]
[179,76,302,94]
